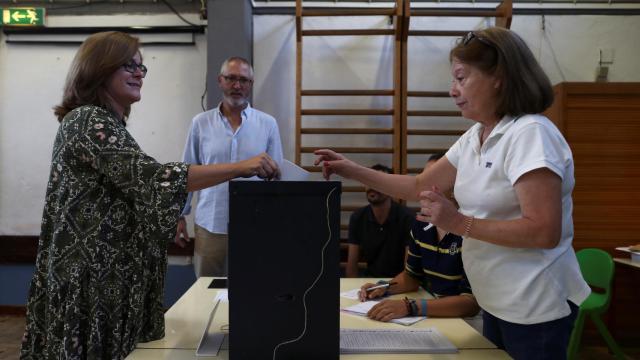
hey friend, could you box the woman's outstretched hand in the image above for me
[313,149,356,180]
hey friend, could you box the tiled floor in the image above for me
[1,315,639,359]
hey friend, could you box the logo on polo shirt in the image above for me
[485,162,492,168]
[449,243,460,255]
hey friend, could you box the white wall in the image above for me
[1,12,639,234]
[0,14,207,235]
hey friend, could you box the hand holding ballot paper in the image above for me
[279,159,310,181]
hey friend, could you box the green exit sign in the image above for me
[2,8,46,26]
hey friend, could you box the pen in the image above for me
[365,282,397,292]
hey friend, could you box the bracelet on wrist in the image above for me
[420,299,428,316]
[463,215,474,237]
[409,299,418,316]
[402,297,412,316]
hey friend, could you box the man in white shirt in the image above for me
[175,57,284,277]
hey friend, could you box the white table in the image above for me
[127,278,508,359]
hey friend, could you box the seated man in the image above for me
[358,154,480,320]
[346,164,414,278]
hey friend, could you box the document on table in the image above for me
[196,299,224,357]
[214,289,228,303]
[342,300,426,326]
[280,159,310,181]
[616,246,640,254]
[340,328,458,354]
[340,288,361,300]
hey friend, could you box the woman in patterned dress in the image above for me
[20,31,279,360]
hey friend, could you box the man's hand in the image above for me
[358,283,386,302]
[367,300,409,322]
[238,153,280,180]
[174,216,190,248]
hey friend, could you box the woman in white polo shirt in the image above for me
[315,27,589,359]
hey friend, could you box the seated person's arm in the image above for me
[367,266,479,321]
[345,244,360,278]
[360,270,419,301]
[423,270,479,318]
[420,294,479,318]
[367,293,479,322]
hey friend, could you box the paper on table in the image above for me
[196,299,224,357]
[340,328,457,354]
[280,159,310,181]
[214,289,228,303]
[340,288,361,300]
[616,246,640,262]
[616,246,639,253]
[342,300,426,326]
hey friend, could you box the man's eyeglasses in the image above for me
[462,31,494,49]
[122,61,148,78]
[222,75,253,86]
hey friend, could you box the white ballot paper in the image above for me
[340,328,458,354]
[280,159,310,181]
[196,299,224,357]
[342,300,426,326]
[340,288,361,300]
[214,289,228,303]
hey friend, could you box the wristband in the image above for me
[463,216,474,237]
[420,299,428,316]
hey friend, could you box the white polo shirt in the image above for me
[446,114,590,324]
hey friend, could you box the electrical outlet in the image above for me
[596,66,609,82]
[600,49,614,64]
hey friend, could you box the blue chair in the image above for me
[567,248,626,360]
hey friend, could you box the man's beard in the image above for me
[223,95,248,108]
[367,191,388,206]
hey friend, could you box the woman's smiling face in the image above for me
[104,52,144,117]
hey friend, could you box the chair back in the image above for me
[576,248,614,293]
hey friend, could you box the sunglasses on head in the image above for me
[462,31,494,49]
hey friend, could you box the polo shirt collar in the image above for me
[467,114,517,151]
[366,200,398,225]
[487,114,516,139]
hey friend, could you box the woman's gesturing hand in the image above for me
[417,186,465,234]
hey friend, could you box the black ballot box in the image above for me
[228,180,341,360]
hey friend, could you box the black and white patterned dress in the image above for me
[20,105,189,359]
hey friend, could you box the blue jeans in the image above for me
[483,301,579,360]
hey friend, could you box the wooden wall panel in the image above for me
[544,82,640,347]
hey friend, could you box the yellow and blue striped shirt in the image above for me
[406,222,472,298]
